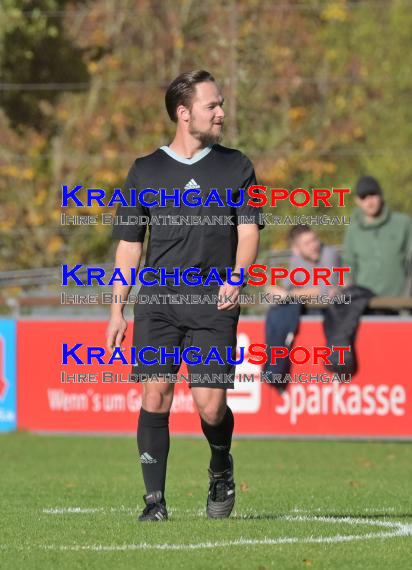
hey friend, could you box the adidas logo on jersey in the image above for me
[184,178,201,190]
[140,452,158,464]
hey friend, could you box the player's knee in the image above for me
[142,389,173,413]
[199,404,226,426]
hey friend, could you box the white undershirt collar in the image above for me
[160,144,213,165]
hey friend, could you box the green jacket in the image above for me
[343,205,412,296]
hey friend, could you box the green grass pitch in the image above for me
[1,433,411,569]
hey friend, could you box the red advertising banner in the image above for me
[17,319,412,438]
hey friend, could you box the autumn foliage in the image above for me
[1,0,411,270]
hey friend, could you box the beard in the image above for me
[188,120,223,146]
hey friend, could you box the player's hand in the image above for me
[106,314,128,352]
[217,282,241,311]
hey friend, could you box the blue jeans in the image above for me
[264,303,302,385]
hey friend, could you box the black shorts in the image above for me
[131,283,240,389]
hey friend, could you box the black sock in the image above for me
[200,406,234,472]
[137,408,170,498]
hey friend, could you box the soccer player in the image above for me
[106,70,263,522]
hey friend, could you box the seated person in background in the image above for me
[263,225,341,390]
[268,224,341,301]
[343,175,412,304]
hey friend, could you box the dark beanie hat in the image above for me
[356,176,382,198]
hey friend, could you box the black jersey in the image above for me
[112,144,264,278]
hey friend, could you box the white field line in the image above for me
[42,506,402,516]
[42,507,135,514]
[290,507,397,514]
[1,514,412,552]
[42,506,204,515]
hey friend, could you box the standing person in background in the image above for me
[343,176,412,306]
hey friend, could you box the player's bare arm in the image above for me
[218,224,260,311]
[106,240,142,352]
